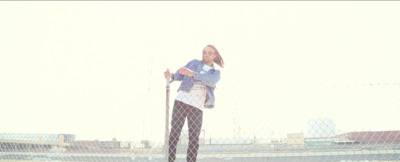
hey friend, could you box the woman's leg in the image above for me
[186,106,203,162]
[168,100,187,162]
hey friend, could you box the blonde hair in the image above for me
[206,44,224,68]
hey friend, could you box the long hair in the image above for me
[206,44,224,68]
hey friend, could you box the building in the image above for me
[336,130,400,144]
[285,133,304,146]
[0,133,74,151]
[305,137,336,146]
[308,118,335,138]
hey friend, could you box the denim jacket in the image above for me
[171,59,220,109]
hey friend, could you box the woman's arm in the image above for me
[193,70,220,87]
[178,67,220,87]
[171,60,195,81]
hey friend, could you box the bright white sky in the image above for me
[1,2,399,144]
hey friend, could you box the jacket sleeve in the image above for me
[172,71,184,82]
[170,60,195,82]
[193,70,220,87]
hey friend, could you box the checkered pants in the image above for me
[168,100,203,162]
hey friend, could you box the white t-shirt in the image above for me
[176,64,214,111]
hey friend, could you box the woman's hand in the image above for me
[164,69,172,79]
[179,67,194,77]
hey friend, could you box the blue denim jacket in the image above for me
[171,59,220,109]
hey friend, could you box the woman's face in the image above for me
[202,46,217,65]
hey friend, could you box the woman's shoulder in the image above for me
[187,59,202,65]
[190,59,201,63]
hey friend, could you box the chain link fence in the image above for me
[2,84,400,162]
[1,128,400,162]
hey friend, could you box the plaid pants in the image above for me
[168,100,203,162]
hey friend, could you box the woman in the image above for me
[164,44,224,162]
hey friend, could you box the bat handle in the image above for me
[166,78,170,88]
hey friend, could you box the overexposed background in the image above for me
[1,1,399,143]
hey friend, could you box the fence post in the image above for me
[165,78,170,161]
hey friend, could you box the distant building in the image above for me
[305,137,336,146]
[0,133,74,151]
[336,130,400,144]
[285,133,304,146]
[308,118,335,138]
[0,133,75,143]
